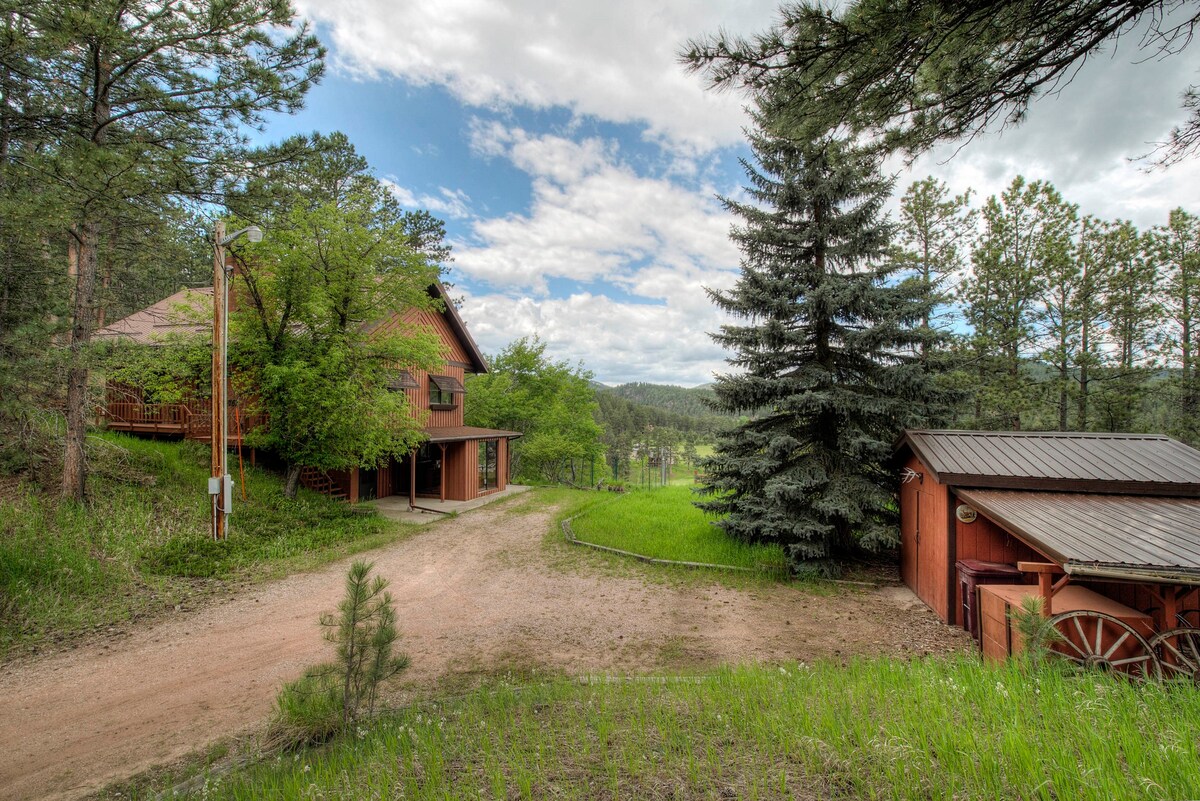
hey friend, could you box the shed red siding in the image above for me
[902,452,1046,625]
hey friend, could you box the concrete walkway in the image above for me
[367,484,531,524]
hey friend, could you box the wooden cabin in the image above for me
[95,283,521,506]
[896,430,1200,662]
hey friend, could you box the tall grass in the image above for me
[0,433,408,655]
[170,657,1200,800]
[569,485,787,572]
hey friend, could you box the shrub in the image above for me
[267,664,343,749]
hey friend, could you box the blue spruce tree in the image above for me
[697,124,956,577]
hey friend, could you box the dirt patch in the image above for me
[0,498,968,800]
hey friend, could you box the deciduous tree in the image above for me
[229,139,444,497]
[465,336,604,484]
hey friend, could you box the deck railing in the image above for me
[98,398,266,442]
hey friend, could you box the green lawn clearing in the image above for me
[0,432,413,656]
[567,485,787,572]
[154,657,1200,800]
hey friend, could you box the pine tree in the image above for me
[697,123,955,576]
[1073,216,1110,431]
[1151,209,1200,441]
[1031,186,1080,431]
[1095,220,1161,431]
[893,176,976,360]
[962,177,1053,430]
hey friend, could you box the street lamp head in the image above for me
[219,224,265,246]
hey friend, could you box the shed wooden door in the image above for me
[917,485,946,617]
[900,479,918,590]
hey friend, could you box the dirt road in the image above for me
[0,495,967,800]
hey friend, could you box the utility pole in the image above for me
[211,221,228,541]
[210,221,262,541]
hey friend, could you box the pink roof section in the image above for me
[94,287,211,345]
[95,283,487,372]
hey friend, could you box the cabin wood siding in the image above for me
[437,437,510,502]
[395,365,467,428]
[369,307,473,365]
[444,440,472,501]
[952,510,1041,625]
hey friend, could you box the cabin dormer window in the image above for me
[429,374,464,409]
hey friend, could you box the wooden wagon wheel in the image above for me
[1047,610,1162,680]
[1149,628,1200,684]
[1176,608,1200,628]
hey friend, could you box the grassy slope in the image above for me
[168,658,1200,801]
[569,486,787,572]
[0,432,413,656]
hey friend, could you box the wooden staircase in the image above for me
[299,467,348,501]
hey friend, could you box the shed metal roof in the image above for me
[898,429,1200,496]
[956,489,1200,585]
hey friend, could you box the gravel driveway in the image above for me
[0,492,968,800]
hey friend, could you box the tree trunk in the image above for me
[1078,316,1090,430]
[62,220,100,501]
[284,463,302,499]
[61,50,111,501]
[1058,362,1068,431]
[1182,284,1194,418]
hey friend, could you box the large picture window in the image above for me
[478,439,498,492]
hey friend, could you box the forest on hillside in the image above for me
[599,382,723,418]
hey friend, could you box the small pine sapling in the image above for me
[319,560,410,727]
[1008,595,1065,669]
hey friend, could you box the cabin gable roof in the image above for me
[96,281,489,373]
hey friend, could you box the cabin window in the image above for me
[478,439,498,491]
[428,374,464,409]
[385,369,419,392]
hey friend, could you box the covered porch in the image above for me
[326,425,523,506]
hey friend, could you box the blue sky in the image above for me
[267,0,1200,386]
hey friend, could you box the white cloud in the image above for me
[301,0,1200,384]
[384,179,474,219]
[453,125,740,293]
[458,290,732,385]
[294,0,777,152]
[442,123,744,384]
[891,10,1200,229]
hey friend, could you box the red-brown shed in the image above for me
[895,429,1200,642]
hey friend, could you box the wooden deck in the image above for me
[97,400,263,443]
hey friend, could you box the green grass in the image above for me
[146,657,1200,800]
[0,432,414,656]
[568,485,787,572]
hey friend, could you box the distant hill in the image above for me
[598,382,725,419]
